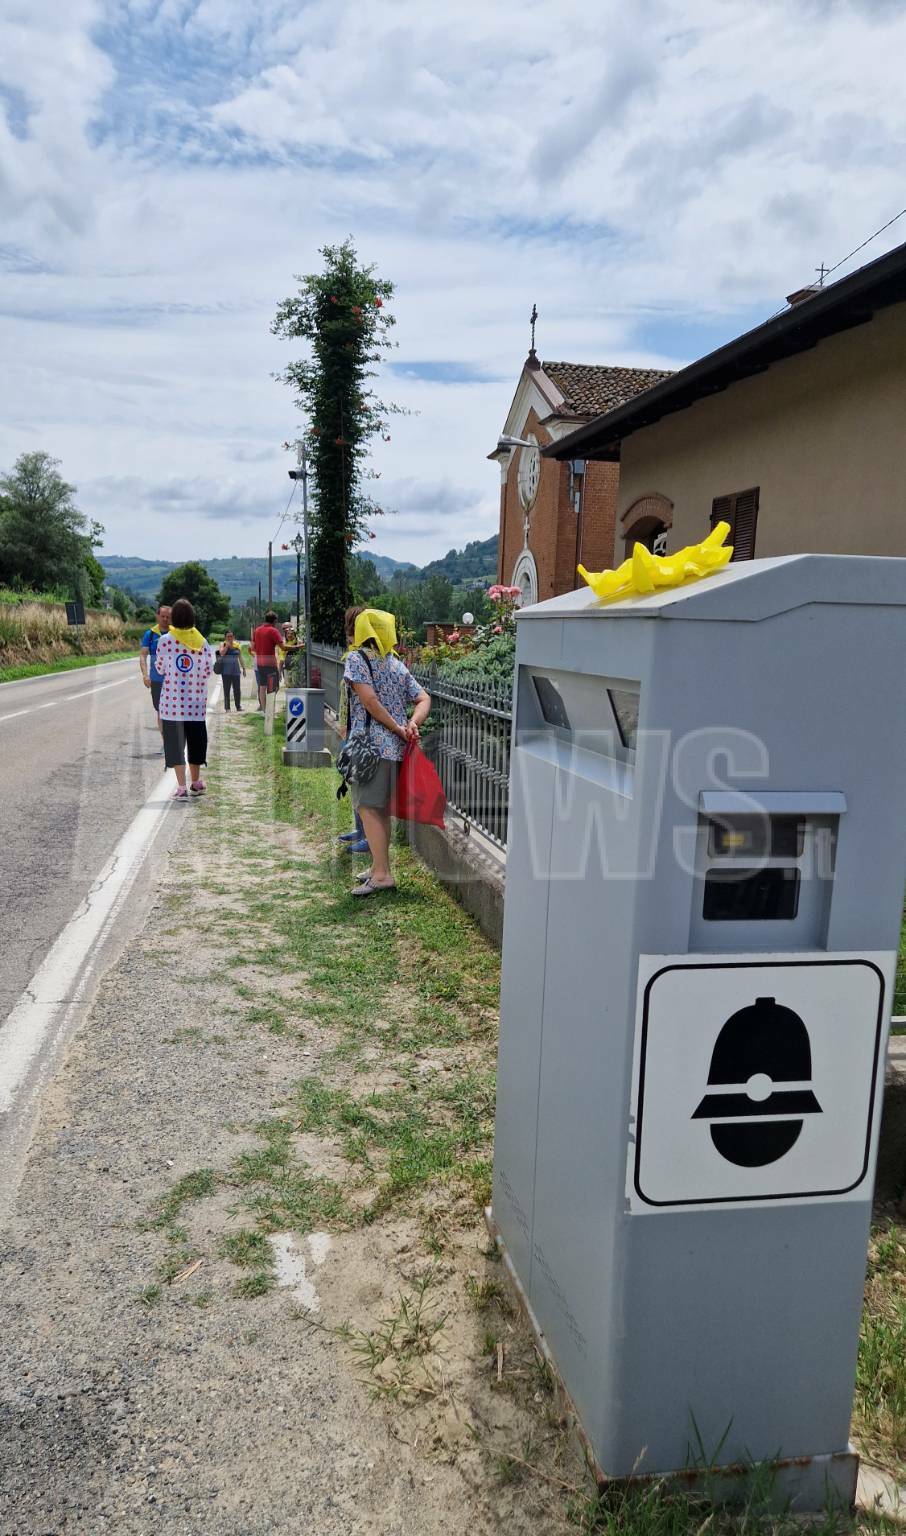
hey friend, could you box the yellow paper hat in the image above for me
[353,608,398,658]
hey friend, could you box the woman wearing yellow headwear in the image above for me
[342,608,431,896]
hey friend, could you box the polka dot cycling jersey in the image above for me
[154,634,214,721]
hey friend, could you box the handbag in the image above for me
[212,657,224,675]
[335,650,382,788]
[392,744,446,827]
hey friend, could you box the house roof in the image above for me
[545,237,906,462]
[540,361,674,419]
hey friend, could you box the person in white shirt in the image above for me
[153,597,215,800]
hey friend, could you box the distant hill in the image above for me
[101,540,496,602]
[418,536,498,586]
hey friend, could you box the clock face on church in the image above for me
[518,436,541,510]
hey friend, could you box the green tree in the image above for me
[158,561,230,635]
[83,551,107,607]
[272,239,398,644]
[0,452,103,597]
[110,586,131,620]
[349,555,384,605]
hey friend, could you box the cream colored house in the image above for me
[546,241,906,564]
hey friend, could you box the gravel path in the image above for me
[0,710,577,1535]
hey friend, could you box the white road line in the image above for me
[66,677,134,702]
[0,700,59,723]
[0,657,134,691]
[0,767,173,1115]
[0,675,132,723]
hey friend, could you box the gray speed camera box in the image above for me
[491,554,906,1506]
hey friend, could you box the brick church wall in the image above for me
[497,410,622,596]
[578,460,621,573]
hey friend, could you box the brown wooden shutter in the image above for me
[710,494,733,530]
[710,488,759,562]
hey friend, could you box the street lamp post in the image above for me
[288,443,311,688]
[290,530,304,665]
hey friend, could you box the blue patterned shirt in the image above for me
[343,650,423,761]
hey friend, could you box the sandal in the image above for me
[351,877,396,898]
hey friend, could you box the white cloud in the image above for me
[1,0,906,564]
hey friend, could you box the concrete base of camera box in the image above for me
[282,748,333,769]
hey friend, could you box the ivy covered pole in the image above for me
[272,239,397,644]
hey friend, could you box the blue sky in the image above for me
[1,0,905,564]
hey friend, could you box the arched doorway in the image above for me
[621,493,674,557]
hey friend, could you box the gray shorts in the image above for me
[351,758,399,811]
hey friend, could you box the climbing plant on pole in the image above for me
[271,239,397,644]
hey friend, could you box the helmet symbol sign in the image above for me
[691,997,821,1167]
[630,956,885,1209]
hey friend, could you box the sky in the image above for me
[1,0,906,567]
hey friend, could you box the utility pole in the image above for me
[288,442,311,687]
[267,541,273,606]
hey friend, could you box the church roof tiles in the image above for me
[541,361,674,420]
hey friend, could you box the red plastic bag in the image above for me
[392,744,446,827]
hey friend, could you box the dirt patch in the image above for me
[0,710,581,1535]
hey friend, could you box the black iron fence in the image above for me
[411,668,512,850]
[309,641,344,715]
[309,641,513,850]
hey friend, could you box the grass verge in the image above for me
[0,649,135,684]
[854,1218,906,1477]
[143,705,906,1525]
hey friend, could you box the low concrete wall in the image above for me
[398,817,505,950]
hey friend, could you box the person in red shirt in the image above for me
[251,610,284,712]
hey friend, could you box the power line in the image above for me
[272,480,297,544]
[820,204,906,283]
[766,203,906,321]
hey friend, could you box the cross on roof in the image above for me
[816,263,830,286]
[529,302,538,356]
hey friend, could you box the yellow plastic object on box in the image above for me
[578,522,734,603]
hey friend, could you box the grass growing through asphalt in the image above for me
[293,1071,494,1217]
[339,1268,449,1402]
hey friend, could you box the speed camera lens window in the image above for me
[703,868,800,921]
[707,816,804,859]
[608,689,640,751]
[533,675,572,731]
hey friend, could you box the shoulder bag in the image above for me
[336,649,382,787]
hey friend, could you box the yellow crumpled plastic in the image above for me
[578,521,734,603]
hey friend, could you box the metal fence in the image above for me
[309,641,514,849]
[411,668,513,850]
[309,641,345,715]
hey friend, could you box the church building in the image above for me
[490,330,671,603]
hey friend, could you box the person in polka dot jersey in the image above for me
[153,597,215,800]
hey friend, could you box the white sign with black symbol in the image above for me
[628,953,892,1211]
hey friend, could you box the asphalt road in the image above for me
[0,659,168,1018]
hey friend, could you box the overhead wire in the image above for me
[820,204,906,283]
[766,204,906,320]
[272,480,297,544]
